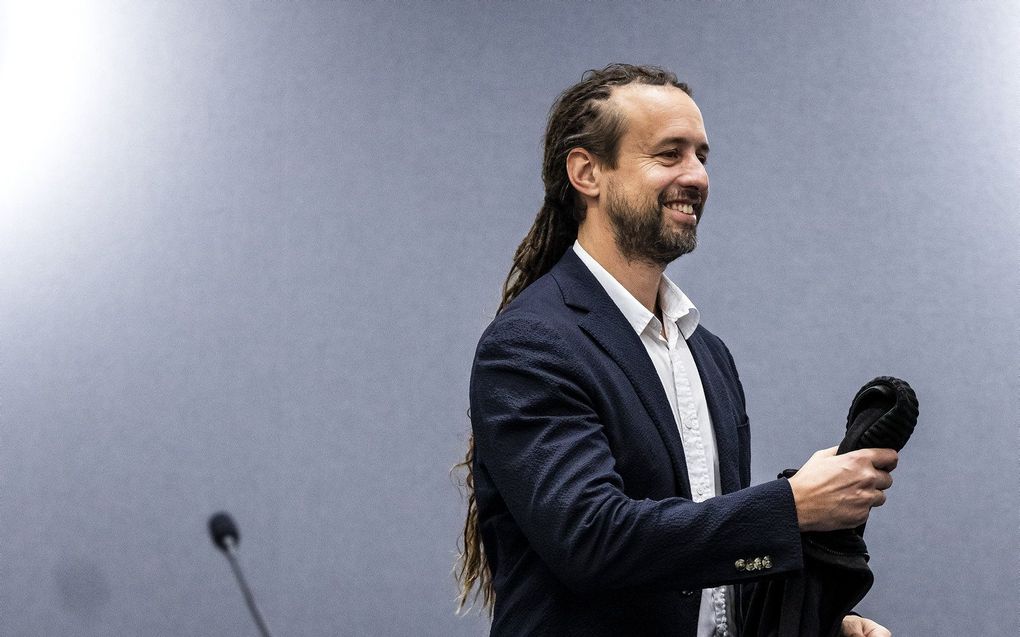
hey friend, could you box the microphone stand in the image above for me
[209,511,273,635]
[218,535,274,637]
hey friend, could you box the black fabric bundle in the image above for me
[741,376,919,637]
[836,376,918,457]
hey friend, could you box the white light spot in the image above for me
[0,1,97,206]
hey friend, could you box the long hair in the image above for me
[454,64,691,614]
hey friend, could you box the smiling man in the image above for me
[457,64,895,637]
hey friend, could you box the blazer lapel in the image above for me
[552,251,692,498]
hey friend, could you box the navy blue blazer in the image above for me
[470,250,803,636]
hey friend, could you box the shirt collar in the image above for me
[572,240,700,339]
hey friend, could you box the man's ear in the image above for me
[566,148,600,200]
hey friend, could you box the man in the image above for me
[456,64,896,637]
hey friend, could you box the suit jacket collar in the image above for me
[550,249,693,496]
[549,249,743,497]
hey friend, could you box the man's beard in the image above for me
[605,185,697,267]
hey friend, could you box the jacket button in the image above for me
[680,590,695,597]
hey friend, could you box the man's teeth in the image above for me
[665,202,695,215]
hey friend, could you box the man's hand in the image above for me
[842,614,892,636]
[788,446,898,532]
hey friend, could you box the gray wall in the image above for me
[2,2,1016,635]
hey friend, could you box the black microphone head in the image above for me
[208,512,240,551]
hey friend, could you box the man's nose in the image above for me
[676,156,709,199]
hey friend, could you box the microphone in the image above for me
[208,512,275,637]
[209,511,240,551]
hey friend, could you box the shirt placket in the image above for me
[667,325,729,637]
[668,335,711,503]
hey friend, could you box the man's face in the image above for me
[599,84,710,267]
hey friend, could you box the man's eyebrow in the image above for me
[655,136,710,154]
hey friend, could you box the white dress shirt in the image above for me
[573,241,734,637]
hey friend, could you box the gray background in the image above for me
[2,1,1017,635]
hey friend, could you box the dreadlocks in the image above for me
[455,64,691,614]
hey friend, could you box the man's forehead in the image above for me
[609,82,696,108]
[609,83,706,144]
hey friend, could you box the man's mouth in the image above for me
[662,200,697,217]
[660,189,702,219]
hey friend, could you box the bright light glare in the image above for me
[0,1,96,205]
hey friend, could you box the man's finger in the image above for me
[874,471,893,491]
[854,447,898,471]
[871,490,887,507]
[841,616,865,636]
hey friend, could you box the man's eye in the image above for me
[697,155,708,165]
[660,150,680,160]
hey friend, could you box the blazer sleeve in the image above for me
[470,311,803,594]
